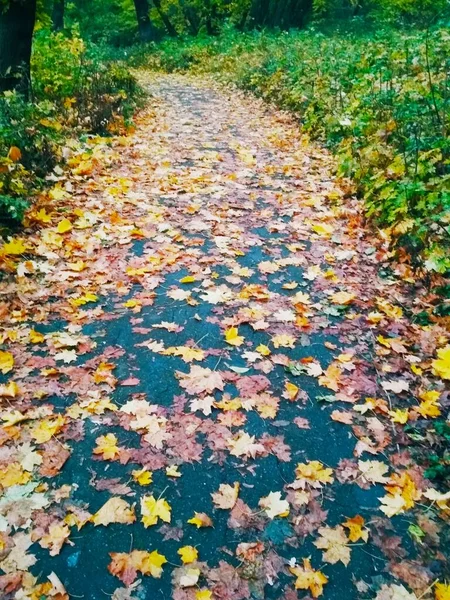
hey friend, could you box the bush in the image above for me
[0,29,142,227]
[147,26,450,274]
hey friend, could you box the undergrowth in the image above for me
[142,26,450,276]
[0,30,142,228]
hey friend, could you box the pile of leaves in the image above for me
[0,29,141,228]
[144,25,450,276]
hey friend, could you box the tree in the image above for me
[152,0,178,36]
[133,0,155,41]
[52,0,65,30]
[0,0,37,96]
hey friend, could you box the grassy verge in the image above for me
[0,30,142,228]
[141,26,450,277]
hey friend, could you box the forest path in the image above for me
[0,74,444,600]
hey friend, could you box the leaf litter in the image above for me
[0,73,448,599]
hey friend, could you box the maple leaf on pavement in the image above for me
[227,432,265,459]
[178,546,198,564]
[39,523,71,556]
[259,491,290,519]
[92,498,136,526]
[224,327,245,346]
[358,460,389,484]
[140,495,171,528]
[187,512,213,528]
[109,550,167,585]
[289,558,328,598]
[342,515,369,542]
[294,461,334,489]
[93,433,120,460]
[212,482,240,510]
[177,366,224,395]
[432,345,450,380]
[435,582,450,600]
[313,525,351,566]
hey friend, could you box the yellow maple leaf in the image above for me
[284,382,299,400]
[435,582,450,600]
[389,408,409,424]
[70,292,98,306]
[290,558,328,598]
[178,545,198,564]
[57,218,72,234]
[34,208,53,224]
[92,498,136,526]
[0,381,19,398]
[180,275,196,283]
[380,472,420,516]
[0,351,14,374]
[132,468,153,486]
[330,291,355,305]
[109,550,167,581]
[224,327,244,347]
[31,415,66,444]
[311,222,334,237]
[140,495,171,528]
[295,461,334,488]
[196,590,212,600]
[93,433,120,460]
[417,393,441,418]
[342,515,369,542]
[140,550,168,578]
[376,298,403,319]
[163,346,205,362]
[432,345,450,380]
[29,329,45,344]
[0,462,31,487]
[271,334,296,349]
[187,512,213,528]
[2,238,27,255]
[256,344,271,356]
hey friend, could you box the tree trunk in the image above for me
[152,0,178,36]
[179,0,200,35]
[133,0,154,42]
[52,0,65,31]
[0,0,37,97]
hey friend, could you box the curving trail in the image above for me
[0,74,447,600]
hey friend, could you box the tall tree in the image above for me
[0,0,37,96]
[52,0,65,30]
[133,0,155,41]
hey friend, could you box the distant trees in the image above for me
[0,0,37,96]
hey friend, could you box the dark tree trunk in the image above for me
[179,0,200,35]
[133,0,155,42]
[0,0,37,97]
[152,0,178,36]
[52,0,65,31]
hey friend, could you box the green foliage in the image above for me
[146,26,450,273]
[0,29,141,226]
